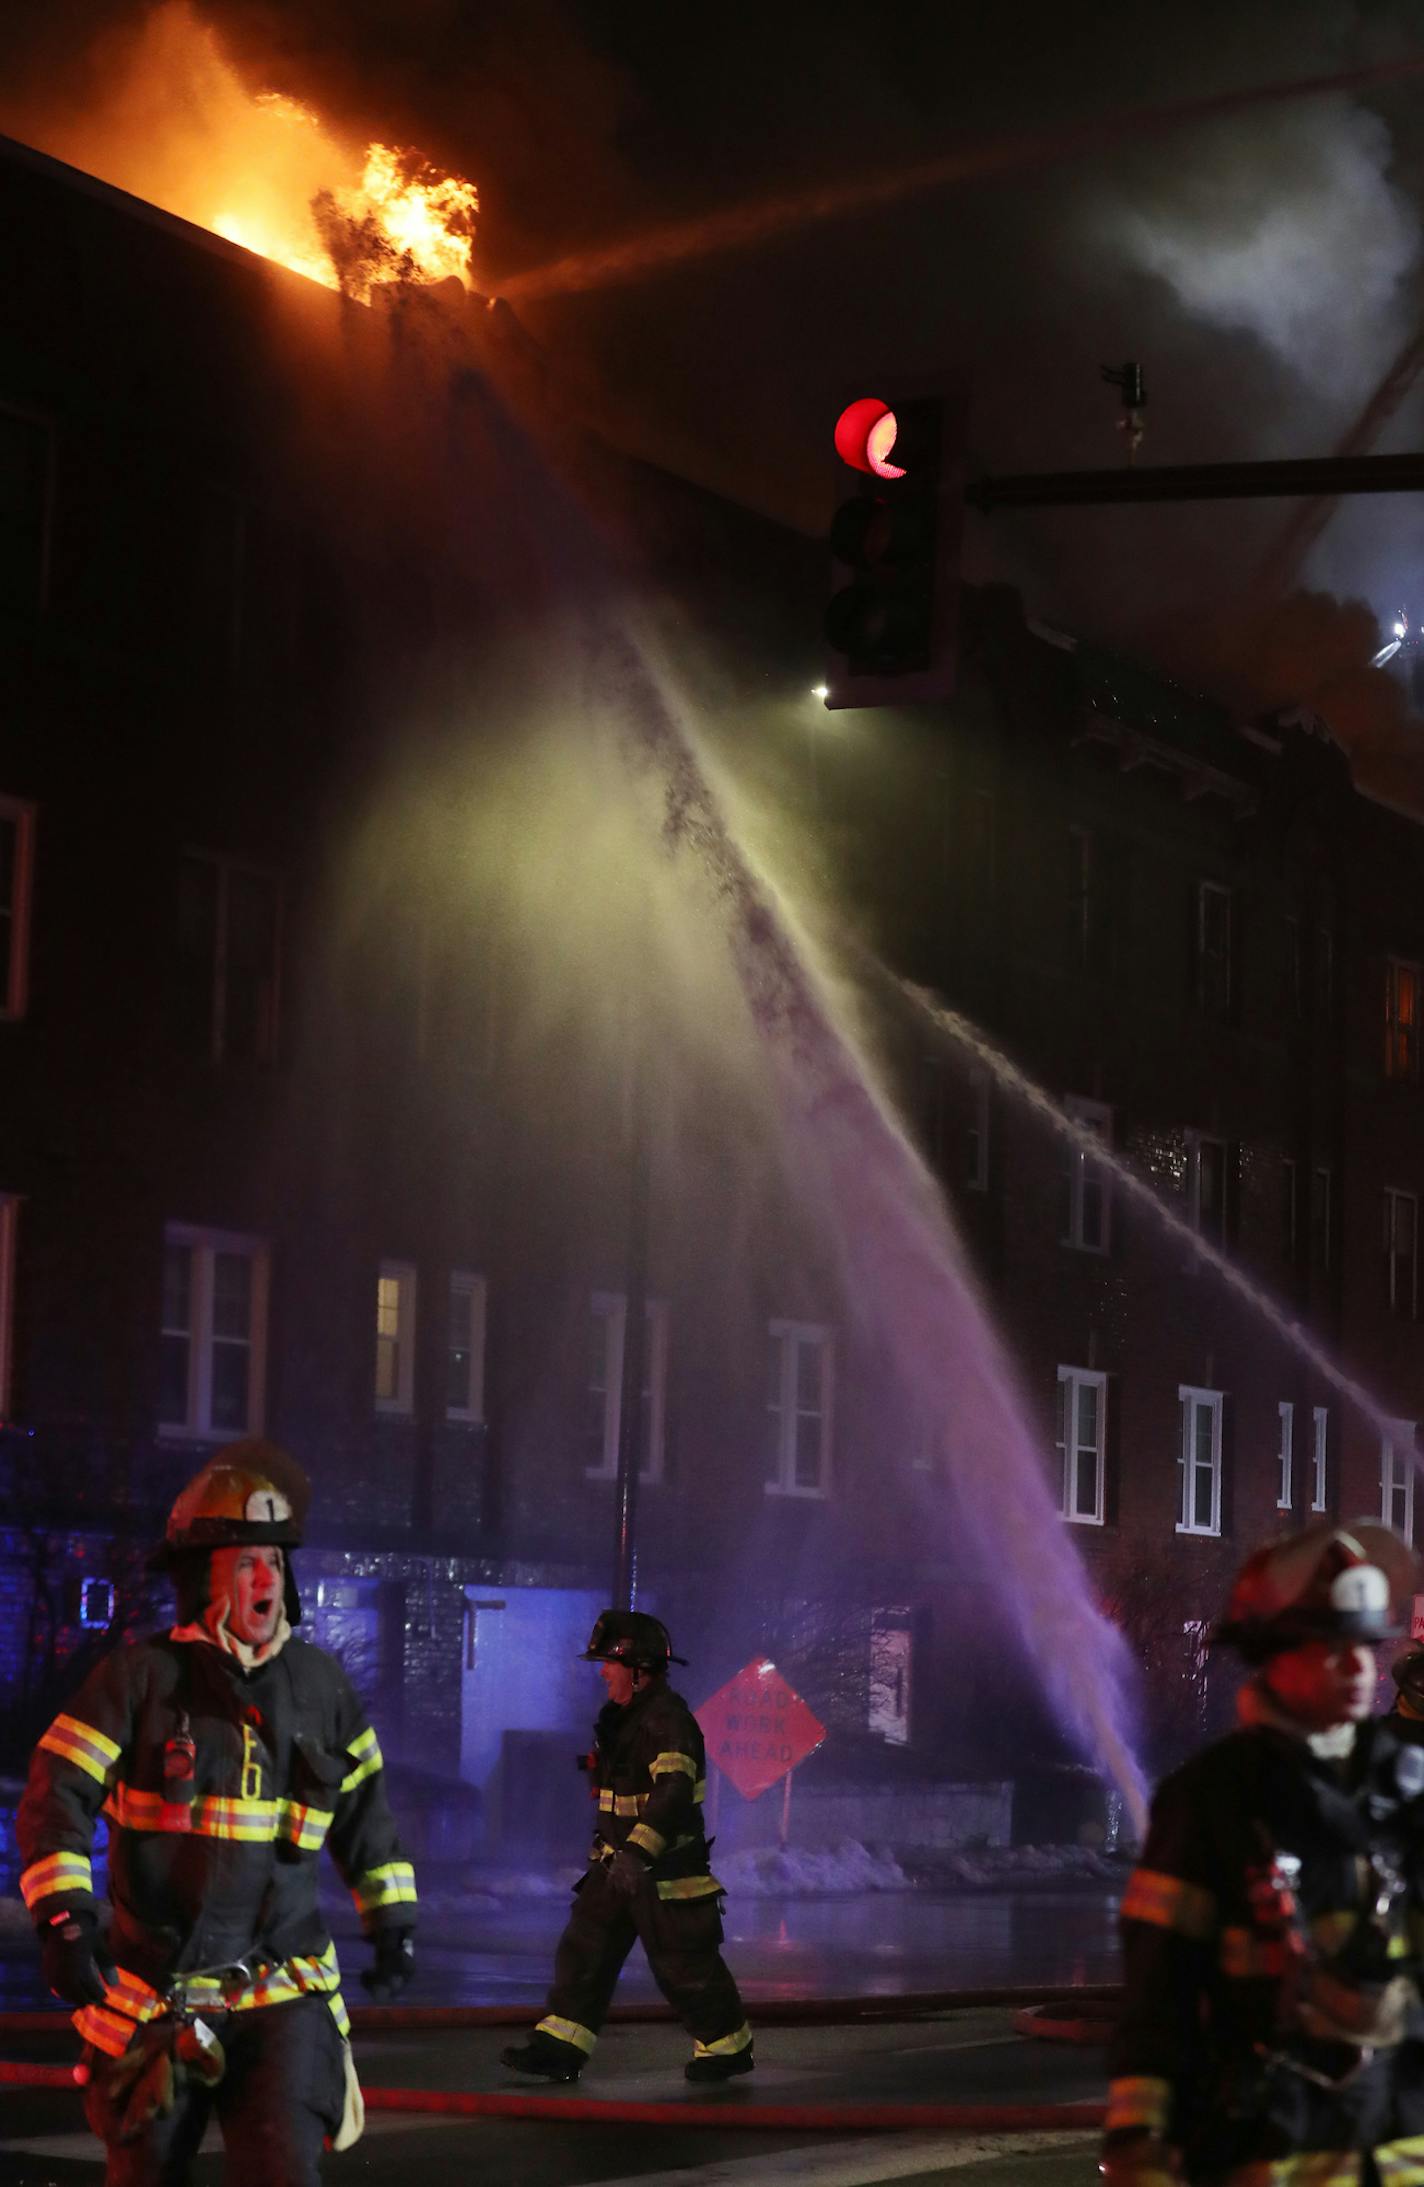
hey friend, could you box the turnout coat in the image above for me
[588,1682,720,1897]
[17,1627,416,2057]
[1107,1713,1424,2182]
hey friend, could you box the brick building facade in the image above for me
[3,131,1424,1851]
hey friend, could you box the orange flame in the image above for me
[21,3,477,302]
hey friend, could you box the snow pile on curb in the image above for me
[715,1841,911,1896]
[912,1842,1125,1887]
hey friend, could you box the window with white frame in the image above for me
[585,1293,667,1483]
[446,1270,486,1422]
[966,1070,989,1192]
[1276,1402,1294,1512]
[1177,1386,1224,1536]
[1384,1189,1419,1318]
[160,1226,269,1439]
[1381,1422,1417,1544]
[766,1321,833,1498]
[375,1260,417,1415]
[1196,882,1234,1019]
[1187,1132,1229,1247]
[1056,1367,1106,1524]
[0,797,35,1022]
[176,851,281,1065]
[1386,958,1422,1082]
[1311,1406,1329,1513]
[1063,1098,1112,1253]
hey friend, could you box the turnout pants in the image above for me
[81,1994,348,2187]
[538,1865,749,2059]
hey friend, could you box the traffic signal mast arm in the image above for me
[969,448,1424,511]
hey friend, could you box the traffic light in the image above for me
[824,382,964,709]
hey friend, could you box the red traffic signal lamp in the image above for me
[824,383,964,709]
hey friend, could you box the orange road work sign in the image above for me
[696,1657,826,1800]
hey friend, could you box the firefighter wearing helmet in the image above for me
[501,1608,752,2084]
[1391,1638,1424,1741]
[17,1442,417,2184]
[1103,1521,1424,2185]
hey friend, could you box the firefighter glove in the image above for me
[40,1910,115,2007]
[606,1847,651,1900]
[360,1928,415,2001]
[1098,2134,1182,2185]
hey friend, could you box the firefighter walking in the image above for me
[502,1608,753,2083]
[1103,1520,1424,2185]
[17,1441,417,2184]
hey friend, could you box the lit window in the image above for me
[375,1260,417,1415]
[1056,1367,1106,1525]
[766,1321,833,1499]
[1382,1423,1417,1544]
[585,1293,667,1484]
[1186,1132,1229,1247]
[160,1226,269,1439]
[1196,882,1234,1019]
[1063,1098,1112,1253]
[1384,1189,1418,1319]
[0,405,51,612]
[176,852,281,1065]
[0,797,35,1022]
[447,1271,486,1422]
[1386,958,1421,1082]
[1276,1401,1294,1512]
[1177,1386,1223,1537]
[1311,1407,1329,1513]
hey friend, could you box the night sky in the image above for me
[8,0,1424,785]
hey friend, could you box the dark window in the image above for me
[1385,1189,1418,1318]
[1282,1157,1298,1264]
[1196,883,1234,1020]
[1311,1166,1333,1278]
[0,407,50,613]
[1385,959,1421,1082]
[176,853,280,1064]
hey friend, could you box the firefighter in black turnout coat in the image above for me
[18,1442,417,2185]
[1103,1521,1424,2185]
[502,1609,752,2083]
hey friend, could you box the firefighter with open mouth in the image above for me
[1102,1520,1424,2185]
[501,1607,753,2085]
[17,1440,417,2184]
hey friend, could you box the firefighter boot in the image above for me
[685,2038,754,2084]
[500,2032,585,2083]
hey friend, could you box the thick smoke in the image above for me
[1106,103,1420,408]
[5,0,1424,781]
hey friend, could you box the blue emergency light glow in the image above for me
[79,1577,116,1629]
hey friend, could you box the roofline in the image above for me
[0,129,350,303]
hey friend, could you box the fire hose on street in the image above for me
[0,1983,1116,2130]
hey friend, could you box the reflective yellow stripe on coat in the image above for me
[20,1850,94,1910]
[38,1715,122,1787]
